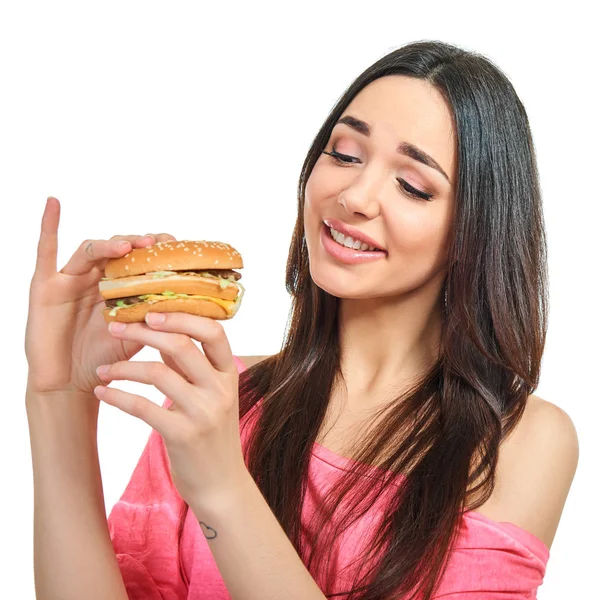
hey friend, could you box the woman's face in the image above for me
[304,75,457,301]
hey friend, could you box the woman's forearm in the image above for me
[26,390,128,600]
[190,470,327,600]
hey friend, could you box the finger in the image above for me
[59,233,175,277]
[96,360,196,414]
[145,233,178,243]
[34,197,60,281]
[109,233,177,246]
[160,349,193,383]
[144,313,234,374]
[61,234,168,275]
[108,321,212,386]
[59,238,134,276]
[109,233,155,245]
[94,381,177,437]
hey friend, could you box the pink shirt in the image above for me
[108,355,550,599]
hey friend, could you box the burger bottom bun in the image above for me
[102,297,230,323]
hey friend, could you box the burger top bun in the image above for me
[104,239,243,279]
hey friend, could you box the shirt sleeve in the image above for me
[107,396,188,600]
[431,513,549,599]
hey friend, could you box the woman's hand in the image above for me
[94,312,247,507]
[25,196,179,397]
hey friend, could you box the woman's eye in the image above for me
[397,179,434,202]
[322,149,358,164]
[321,149,434,202]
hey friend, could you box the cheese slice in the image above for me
[107,284,246,318]
[140,293,235,312]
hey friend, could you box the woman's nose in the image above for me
[339,192,379,219]
[337,164,386,217]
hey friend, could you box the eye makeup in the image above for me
[322,149,434,202]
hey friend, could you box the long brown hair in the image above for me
[237,40,548,599]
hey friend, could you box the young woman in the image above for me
[26,40,578,599]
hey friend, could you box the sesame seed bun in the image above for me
[104,239,243,278]
[103,297,230,323]
[100,239,245,323]
[100,274,240,302]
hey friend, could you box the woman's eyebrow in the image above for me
[334,115,451,185]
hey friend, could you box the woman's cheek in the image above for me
[387,211,450,272]
[386,211,430,250]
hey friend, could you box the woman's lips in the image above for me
[320,223,387,265]
[323,218,385,251]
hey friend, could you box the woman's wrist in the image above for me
[26,384,100,437]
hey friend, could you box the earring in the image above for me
[444,285,448,311]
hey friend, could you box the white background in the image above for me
[2,1,597,598]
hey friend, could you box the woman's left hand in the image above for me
[94,311,248,508]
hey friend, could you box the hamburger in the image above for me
[99,239,245,323]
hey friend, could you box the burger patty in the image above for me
[104,269,241,308]
[200,269,242,281]
[105,296,148,308]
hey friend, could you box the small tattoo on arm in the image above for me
[199,521,218,540]
[85,242,94,257]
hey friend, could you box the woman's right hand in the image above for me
[25,196,178,397]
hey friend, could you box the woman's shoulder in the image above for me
[472,394,579,550]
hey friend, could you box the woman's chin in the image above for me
[309,265,369,299]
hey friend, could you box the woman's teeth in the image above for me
[329,227,379,252]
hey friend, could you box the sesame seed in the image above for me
[147,257,151,262]
[125,265,129,270]
[167,264,172,268]
[131,258,135,262]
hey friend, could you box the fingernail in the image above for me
[109,322,127,333]
[119,241,131,249]
[146,312,166,325]
[96,365,110,377]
